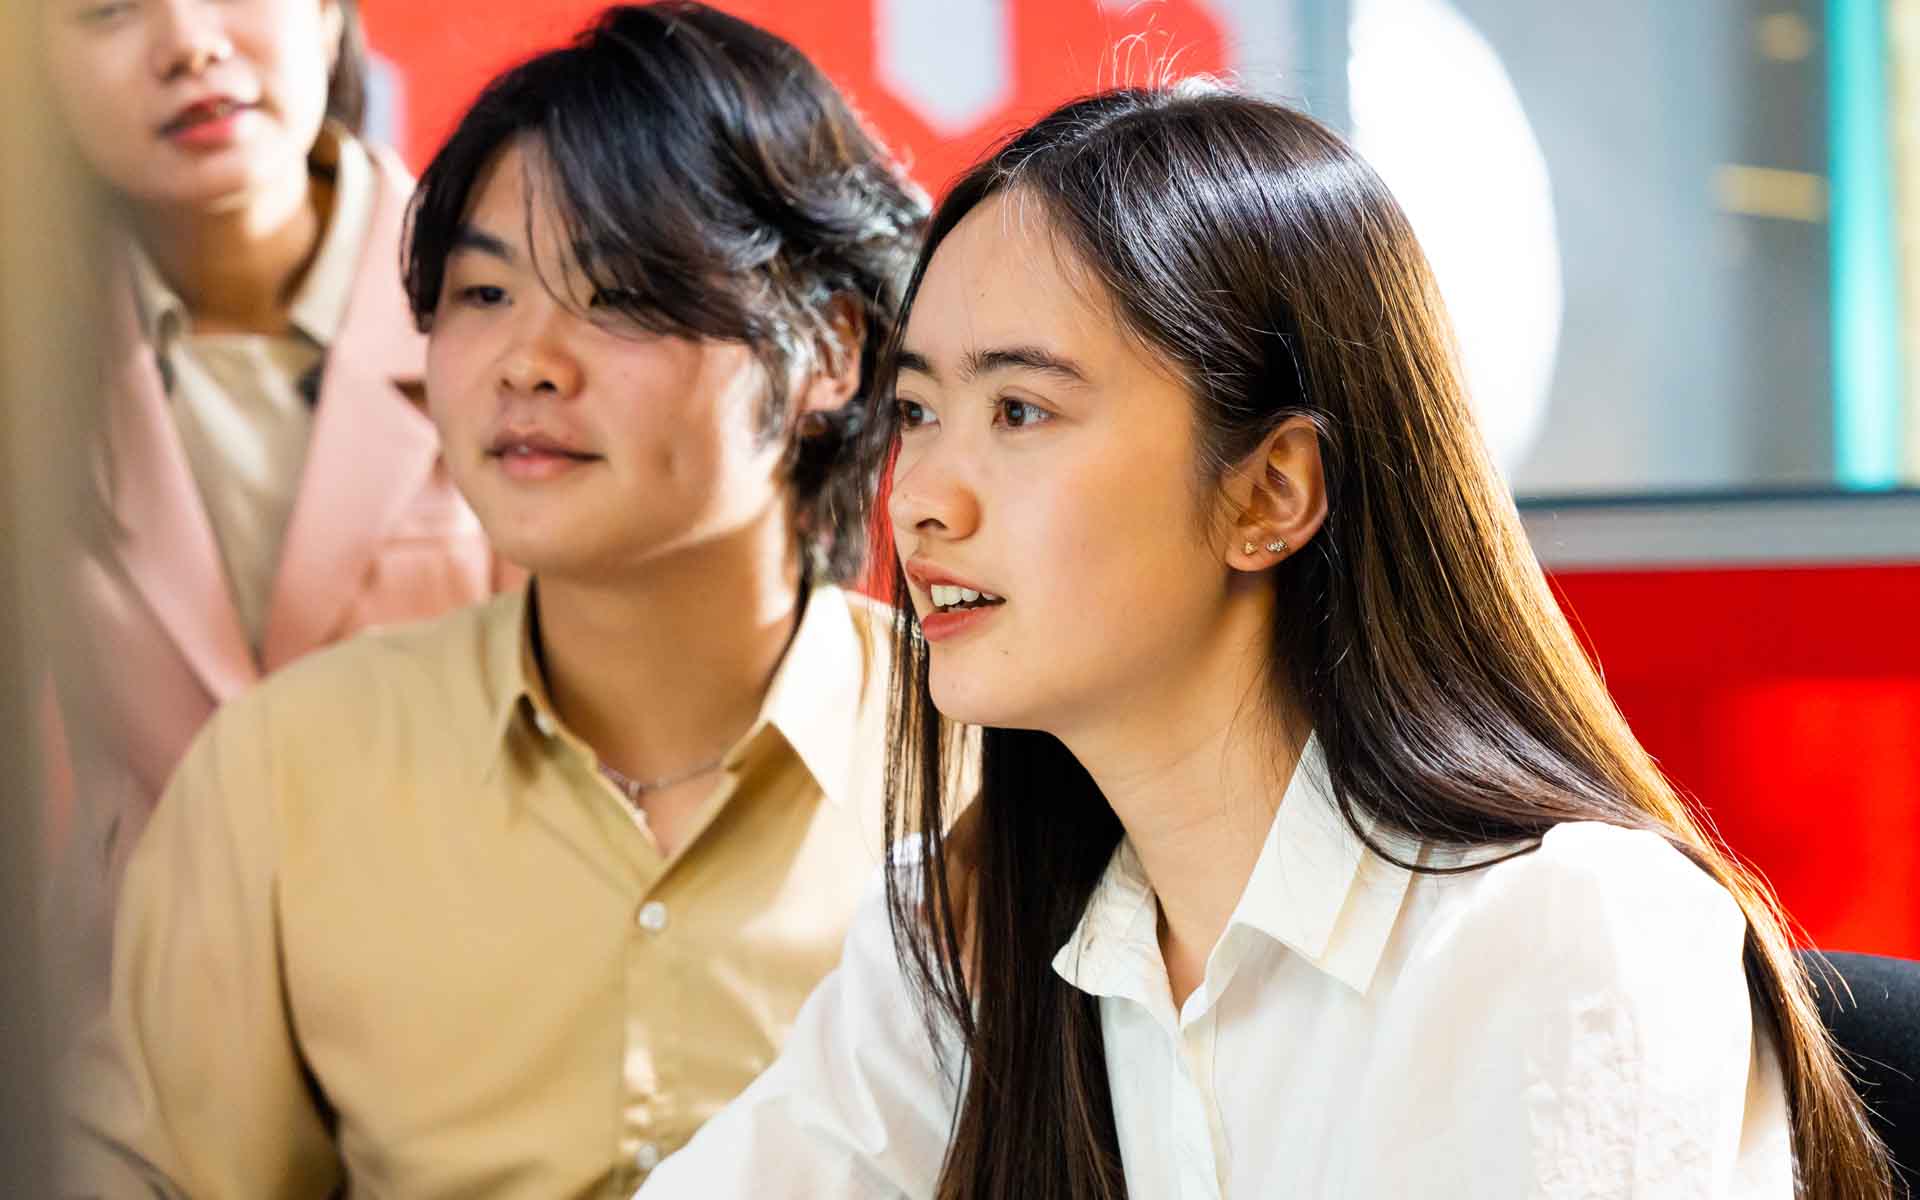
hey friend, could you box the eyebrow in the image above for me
[449,225,515,263]
[896,344,1091,387]
[449,226,640,292]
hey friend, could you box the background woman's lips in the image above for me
[160,99,254,149]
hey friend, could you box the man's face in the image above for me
[426,138,790,583]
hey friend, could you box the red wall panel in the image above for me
[361,0,1228,187]
[1552,566,1920,957]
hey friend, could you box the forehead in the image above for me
[904,192,1122,369]
[458,138,566,250]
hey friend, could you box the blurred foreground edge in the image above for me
[0,4,113,1191]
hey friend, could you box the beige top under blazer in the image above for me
[42,136,513,1037]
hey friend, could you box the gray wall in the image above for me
[1441,0,1833,495]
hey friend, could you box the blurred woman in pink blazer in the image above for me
[37,0,510,1029]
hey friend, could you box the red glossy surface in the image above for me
[362,0,1228,189]
[1551,565,1920,956]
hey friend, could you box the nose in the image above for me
[887,438,980,546]
[497,297,584,400]
[152,0,233,82]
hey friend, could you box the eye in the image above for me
[895,397,937,431]
[589,288,644,311]
[76,0,134,22]
[455,284,506,307]
[994,397,1052,429]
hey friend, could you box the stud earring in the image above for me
[1265,538,1288,554]
[1242,541,1257,556]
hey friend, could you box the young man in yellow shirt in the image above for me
[63,5,927,1196]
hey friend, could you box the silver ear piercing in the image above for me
[1265,538,1288,554]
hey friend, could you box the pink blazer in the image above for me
[43,145,513,1027]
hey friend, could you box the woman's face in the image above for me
[888,193,1250,736]
[42,0,339,210]
[426,140,791,583]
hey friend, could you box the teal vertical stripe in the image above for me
[1829,0,1904,488]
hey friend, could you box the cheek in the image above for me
[46,46,140,169]
[1003,441,1220,695]
[1028,444,1195,597]
[628,350,776,492]
[1017,472,1104,596]
[424,332,487,435]
[244,6,333,119]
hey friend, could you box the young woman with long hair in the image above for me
[37,0,509,1042]
[642,82,1894,1199]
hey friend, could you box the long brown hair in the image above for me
[325,0,370,135]
[868,84,1894,1200]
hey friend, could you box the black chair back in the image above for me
[1803,950,1920,1197]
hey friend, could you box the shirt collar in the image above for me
[126,121,374,356]
[482,583,537,756]
[753,581,887,812]
[1052,733,1418,1002]
[1226,736,1418,993]
[127,234,186,351]
[286,122,375,345]
[482,578,886,813]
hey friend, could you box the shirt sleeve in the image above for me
[1364,821,1790,1199]
[637,867,957,1199]
[59,691,341,1199]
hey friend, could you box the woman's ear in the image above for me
[793,295,867,431]
[1223,415,1328,571]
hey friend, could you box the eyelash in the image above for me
[993,398,1051,429]
[895,398,935,430]
[455,284,506,307]
[893,396,1054,431]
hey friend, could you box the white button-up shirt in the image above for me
[641,737,1793,1198]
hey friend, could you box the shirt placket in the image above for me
[1171,1012,1227,1200]
[616,770,741,1193]
[618,886,670,1195]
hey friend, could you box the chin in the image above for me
[468,510,583,576]
[488,532,604,581]
[134,165,267,212]
[926,666,1046,732]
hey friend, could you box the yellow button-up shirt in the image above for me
[64,582,893,1199]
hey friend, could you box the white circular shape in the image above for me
[634,1141,662,1171]
[637,901,669,933]
[1348,0,1564,476]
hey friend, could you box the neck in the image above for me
[125,162,327,336]
[535,512,807,787]
[1056,598,1304,1009]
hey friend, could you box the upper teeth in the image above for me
[930,584,999,609]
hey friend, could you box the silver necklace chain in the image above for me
[596,754,726,803]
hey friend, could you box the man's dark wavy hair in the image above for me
[403,2,927,581]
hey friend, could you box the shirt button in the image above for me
[637,901,669,933]
[531,710,557,738]
[634,1141,662,1171]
